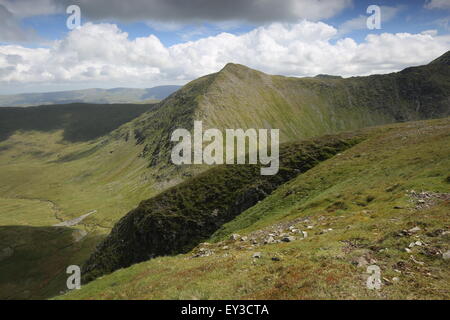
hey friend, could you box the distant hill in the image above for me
[0,85,181,107]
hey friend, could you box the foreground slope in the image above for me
[82,132,363,282]
[61,118,450,300]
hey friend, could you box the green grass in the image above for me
[0,130,161,229]
[0,129,173,299]
[0,198,60,227]
[60,118,450,300]
[80,132,362,282]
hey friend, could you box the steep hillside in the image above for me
[82,132,363,282]
[0,86,181,107]
[116,51,449,172]
[60,118,450,300]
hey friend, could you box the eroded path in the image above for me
[53,210,97,227]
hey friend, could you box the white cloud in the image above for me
[421,29,439,36]
[425,0,450,10]
[0,21,449,92]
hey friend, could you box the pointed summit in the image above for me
[218,62,264,76]
[429,50,450,65]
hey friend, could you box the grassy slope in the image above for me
[0,129,162,299]
[0,130,156,228]
[198,57,449,139]
[81,132,363,282]
[60,118,450,300]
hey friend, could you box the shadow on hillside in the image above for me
[0,225,104,300]
[0,103,155,143]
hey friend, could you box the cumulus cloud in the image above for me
[0,21,449,90]
[425,0,450,10]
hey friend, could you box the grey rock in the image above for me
[230,234,241,241]
[253,252,262,259]
[443,250,450,260]
[264,236,275,244]
[409,227,421,233]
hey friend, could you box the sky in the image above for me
[0,0,449,94]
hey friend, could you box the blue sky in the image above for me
[0,0,449,94]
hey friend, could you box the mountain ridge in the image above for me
[116,51,449,172]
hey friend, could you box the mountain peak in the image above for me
[429,50,450,65]
[219,62,260,75]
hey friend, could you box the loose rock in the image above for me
[230,234,241,241]
[253,252,262,259]
[282,236,296,242]
[443,250,450,260]
[409,227,421,233]
[264,236,275,244]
